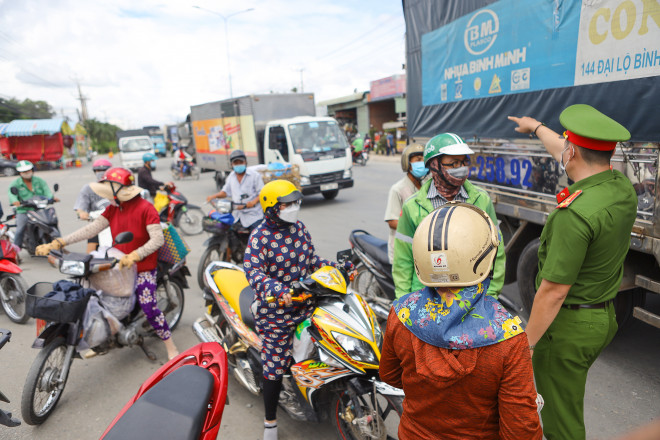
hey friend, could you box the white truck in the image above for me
[190,94,354,200]
[116,129,155,171]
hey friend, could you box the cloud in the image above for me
[0,0,405,128]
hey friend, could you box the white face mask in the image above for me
[278,204,300,224]
[559,143,574,172]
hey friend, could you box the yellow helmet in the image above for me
[412,202,499,287]
[259,180,303,212]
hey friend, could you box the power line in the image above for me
[315,17,403,62]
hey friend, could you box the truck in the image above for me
[115,129,155,171]
[190,93,354,200]
[143,126,167,157]
[403,0,660,328]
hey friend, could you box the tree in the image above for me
[0,97,55,122]
[83,118,122,153]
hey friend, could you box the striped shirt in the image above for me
[427,181,469,209]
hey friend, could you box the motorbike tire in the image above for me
[177,208,204,236]
[352,264,386,302]
[21,336,71,425]
[517,238,541,317]
[156,279,185,332]
[171,169,181,180]
[197,241,229,290]
[331,390,403,440]
[0,273,29,324]
[357,155,367,166]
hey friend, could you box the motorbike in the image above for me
[156,184,204,236]
[171,160,200,180]
[9,184,61,256]
[0,216,28,324]
[100,342,229,440]
[351,146,368,166]
[20,231,190,425]
[0,329,21,427]
[83,198,112,249]
[193,250,404,440]
[197,199,251,289]
[348,230,395,321]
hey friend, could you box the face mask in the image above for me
[21,171,33,180]
[150,161,157,170]
[446,166,470,180]
[233,164,246,174]
[278,204,300,224]
[95,171,105,181]
[410,162,429,179]
[559,144,573,172]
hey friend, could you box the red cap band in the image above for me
[565,130,617,151]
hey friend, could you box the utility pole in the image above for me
[76,81,89,122]
[298,68,305,93]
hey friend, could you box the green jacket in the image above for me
[8,176,53,214]
[392,179,505,298]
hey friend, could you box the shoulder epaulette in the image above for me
[557,190,582,208]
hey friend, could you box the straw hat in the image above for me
[89,181,143,202]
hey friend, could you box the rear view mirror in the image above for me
[10,187,18,195]
[336,249,353,264]
[53,183,59,192]
[114,231,134,245]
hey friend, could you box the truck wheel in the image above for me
[517,238,540,317]
[614,288,646,329]
[322,190,338,200]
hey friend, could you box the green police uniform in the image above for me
[532,105,636,440]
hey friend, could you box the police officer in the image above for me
[508,104,637,440]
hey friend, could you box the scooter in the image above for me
[0,217,28,323]
[20,231,190,425]
[348,230,395,321]
[0,329,21,427]
[193,251,404,439]
[9,184,61,256]
[197,199,250,289]
[351,146,368,166]
[171,160,200,180]
[100,342,229,440]
[157,184,204,236]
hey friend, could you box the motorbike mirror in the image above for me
[113,231,134,245]
[10,187,18,196]
[336,249,352,264]
[53,183,59,192]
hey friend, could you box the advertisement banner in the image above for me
[191,115,257,156]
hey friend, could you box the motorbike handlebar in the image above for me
[0,328,11,350]
[265,290,313,306]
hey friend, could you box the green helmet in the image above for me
[16,160,33,173]
[423,133,474,166]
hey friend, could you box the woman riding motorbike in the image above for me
[36,167,179,360]
[243,180,353,440]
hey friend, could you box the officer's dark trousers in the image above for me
[532,303,617,440]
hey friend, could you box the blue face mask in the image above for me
[233,164,246,174]
[149,161,156,170]
[410,161,429,179]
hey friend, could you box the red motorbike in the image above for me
[100,342,228,440]
[0,218,28,324]
[157,184,204,236]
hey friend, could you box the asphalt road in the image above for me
[0,154,658,439]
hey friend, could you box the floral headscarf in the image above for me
[392,278,524,350]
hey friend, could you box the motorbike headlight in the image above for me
[300,176,311,186]
[60,260,86,276]
[332,331,377,364]
[342,169,352,179]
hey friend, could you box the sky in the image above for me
[0,0,406,129]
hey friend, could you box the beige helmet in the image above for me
[400,144,425,172]
[412,202,499,287]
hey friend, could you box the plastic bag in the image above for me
[89,248,137,297]
[153,191,169,213]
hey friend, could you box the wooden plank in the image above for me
[633,307,660,329]
[634,275,660,295]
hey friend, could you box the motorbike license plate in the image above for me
[36,319,46,337]
[320,183,339,191]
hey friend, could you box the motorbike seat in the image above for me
[353,233,390,267]
[103,365,214,440]
[239,286,256,331]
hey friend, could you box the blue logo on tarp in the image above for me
[464,9,499,55]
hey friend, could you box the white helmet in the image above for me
[412,202,499,287]
[16,160,33,173]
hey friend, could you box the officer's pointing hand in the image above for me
[507,116,540,134]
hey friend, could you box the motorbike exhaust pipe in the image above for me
[192,318,222,344]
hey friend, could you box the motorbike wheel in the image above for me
[352,264,387,302]
[21,336,71,425]
[171,168,181,180]
[357,155,367,166]
[156,279,185,331]
[332,390,403,440]
[177,208,204,236]
[197,241,229,290]
[0,273,29,324]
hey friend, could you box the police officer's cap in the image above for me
[559,104,630,151]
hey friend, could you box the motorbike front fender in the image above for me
[0,259,21,274]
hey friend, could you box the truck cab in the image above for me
[117,136,155,171]
[262,116,353,200]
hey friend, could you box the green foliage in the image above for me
[0,97,55,122]
[83,118,121,153]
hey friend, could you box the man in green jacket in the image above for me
[393,133,505,299]
[8,160,58,250]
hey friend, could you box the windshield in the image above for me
[120,138,153,152]
[288,121,350,153]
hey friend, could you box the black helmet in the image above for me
[229,150,246,163]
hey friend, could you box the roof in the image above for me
[317,92,368,108]
[3,118,70,137]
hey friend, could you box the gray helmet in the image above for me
[229,150,246,164]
